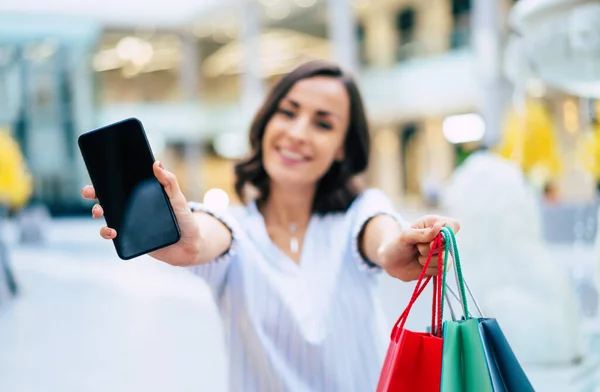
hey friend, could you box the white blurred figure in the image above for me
[17,204,51,245]
[203,189,230,212]
[421,174,441,208]
[441,150,585,365]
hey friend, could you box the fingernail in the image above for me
[107,229,113,237]
[157,161,164,170]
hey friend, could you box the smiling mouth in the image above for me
[277,147,309,162]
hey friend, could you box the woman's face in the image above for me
[262,76,350,190]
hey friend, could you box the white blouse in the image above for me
[188,189,406,392]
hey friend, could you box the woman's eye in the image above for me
[278,108,295,118]
[317,121,332,130]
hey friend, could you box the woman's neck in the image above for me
[261,182,315,229]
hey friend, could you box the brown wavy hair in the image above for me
[234,60,370,214]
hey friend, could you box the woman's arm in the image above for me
[84,162,234,267]
[194,212,232,264]
[148,210,233,266]
[358,214,403,266]
[190,211,233,264]
[360,214,460,281]
[144,163,235,266]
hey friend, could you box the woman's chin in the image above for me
[266,167,316,189]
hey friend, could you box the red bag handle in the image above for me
[395,235,443,328]
[431,238,443,337]
[391,234,444,341]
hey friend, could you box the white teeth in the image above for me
[280,149,304,161]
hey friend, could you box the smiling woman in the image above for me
[81,60,461,392]
[234,61,370,214]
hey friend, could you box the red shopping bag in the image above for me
[376,234,445,392]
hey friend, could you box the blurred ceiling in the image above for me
[202,28,330,77]
[0,0,226,27]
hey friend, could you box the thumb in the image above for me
[153,161,183,201]
[402,221,442,244]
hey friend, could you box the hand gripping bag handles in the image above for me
[376,233,450,392]
[440,226,535,392]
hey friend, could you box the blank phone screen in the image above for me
[78,118,179,259]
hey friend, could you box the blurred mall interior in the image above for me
[1,0,597,215]
[1,0,600,390]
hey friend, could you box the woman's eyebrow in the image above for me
[316,110,339,119]
[282,98,300,108]
[283,98,341,119]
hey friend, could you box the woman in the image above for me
[82,61,459,391]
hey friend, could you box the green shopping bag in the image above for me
[441,319,494,392]
[442,229,534,392]
[439,227,494,392]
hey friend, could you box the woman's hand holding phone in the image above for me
[82,161,202,266]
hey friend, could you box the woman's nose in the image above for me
[288,118,309,140]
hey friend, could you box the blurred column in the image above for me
[62,45,92,206]
[362,5,403,203]
[362,6,401,203]
[416,0,452,55]
[423,118,455,182]
[179,32,201,101]
[179,32,203,201]
[184,142,203,201]
[326,0,359,73]
[372,128,403,205]
[240,0,264,122]
[0,47,21,127]
[472,0,512,147]
[363,6,398,67]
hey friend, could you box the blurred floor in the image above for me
[0,218,228,392]
[0,217,599,391]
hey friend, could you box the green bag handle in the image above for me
[434,230,455,335]
[440,226,469,318]
[440,226,484,320]
[440,228,452,320]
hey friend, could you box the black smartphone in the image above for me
[78,118,180,260]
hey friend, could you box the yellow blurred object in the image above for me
[577,122,600,181]
[0,129,33,210]
[496,100,563,183]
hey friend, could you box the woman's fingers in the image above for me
[417,243,440,257]
[153,162,182,200]
[152,161,189,211]
[100,226,117,240]
[425,266,439,277]
[81,185,97,200]
[92,204,104,219]
[83,186,105,220]
[421,255,453,276]
[417,248,441,263]
[417,235,449,257]
[419,255,439,266]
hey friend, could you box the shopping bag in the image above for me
[440,227,535,392]
[479,319,535,392]
[441,317,494,392]
[376,234,447,392]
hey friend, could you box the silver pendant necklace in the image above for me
[289,223,299,253]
